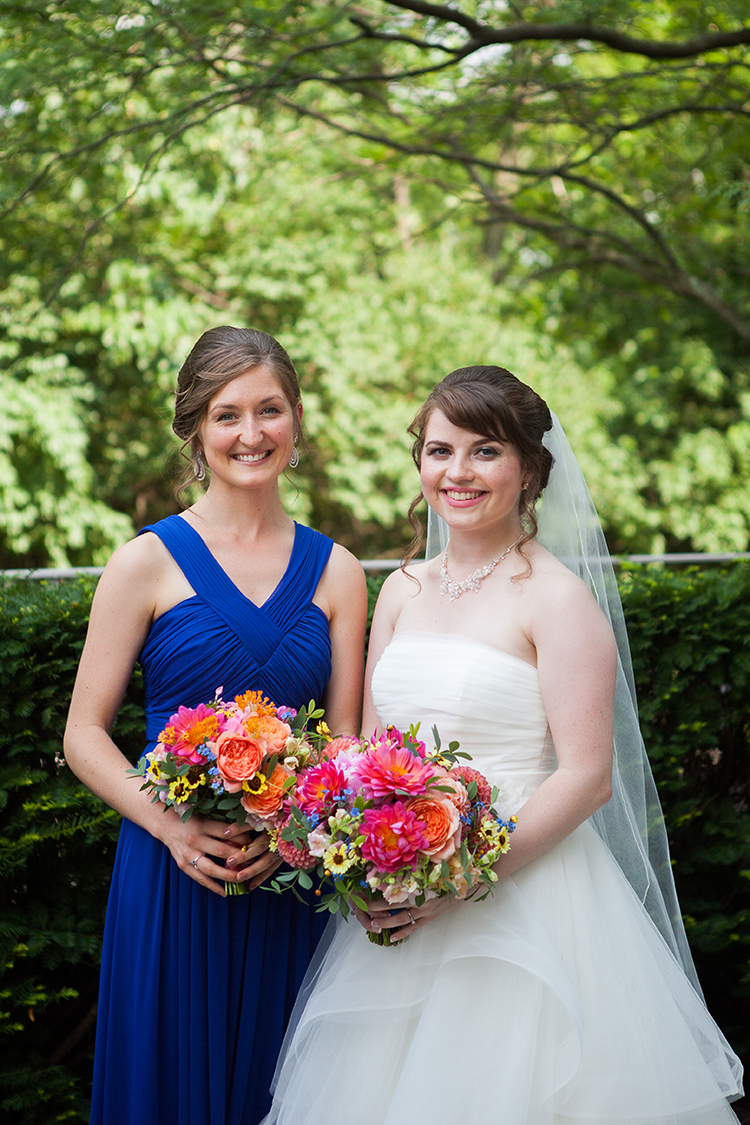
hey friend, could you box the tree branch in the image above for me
[382,1,750,60]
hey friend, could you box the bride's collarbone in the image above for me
[397,587,536,667]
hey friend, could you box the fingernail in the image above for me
[371,922,381,934]
[223,827,232,837]
[226,856,237,867]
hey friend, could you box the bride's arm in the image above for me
[63,538,268,897]
[367,569,617,941]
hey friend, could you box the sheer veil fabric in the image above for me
[426,412,703,998]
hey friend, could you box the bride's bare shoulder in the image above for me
[373,557,436,613]
[523,541,604,611]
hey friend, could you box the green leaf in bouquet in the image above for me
[431,725,441,752]
[351,894,368,912]
[272,870,300,885]
[297,871,313,890]
[216,798,241,809]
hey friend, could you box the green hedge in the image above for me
[1,567,749,1122]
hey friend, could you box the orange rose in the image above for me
[245,714,291,754]
[405,795,461,861]
[215,730,266,792]
[241,763,291,822]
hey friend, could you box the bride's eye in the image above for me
[426,446,451,457]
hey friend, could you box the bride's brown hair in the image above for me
[404,366,553,567]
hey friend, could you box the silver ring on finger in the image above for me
[191,854,202,870]
[407,909,416,925]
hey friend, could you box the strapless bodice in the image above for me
[371,631,557,810]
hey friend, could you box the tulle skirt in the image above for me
[262,821,742,1125]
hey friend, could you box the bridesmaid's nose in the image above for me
[238,414,263,445]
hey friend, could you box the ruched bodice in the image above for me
[371,631,555,808]
[92,516,335,1125]
[140,516,332,739]
[264,631,742,1125]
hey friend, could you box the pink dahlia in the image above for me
[354,739,434,799]
[276,821,317,871]
[451,765,492,809]
[360,802,430,873]
[324,735,362,759]
[295,760,350,816]
[158,703,222,764]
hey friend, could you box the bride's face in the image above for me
[420,409,528,534]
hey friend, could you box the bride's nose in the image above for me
[446,452,475,481]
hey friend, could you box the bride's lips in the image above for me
[440,489,487,508]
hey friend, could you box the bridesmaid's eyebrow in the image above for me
[209,394,287,413]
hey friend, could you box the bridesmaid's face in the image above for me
[199,365,301,489]
[420,409,528,533]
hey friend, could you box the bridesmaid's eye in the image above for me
[426,446,451,457]
[477,446,500,458]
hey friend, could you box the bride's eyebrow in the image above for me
[471,435,507,447]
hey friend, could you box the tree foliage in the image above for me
[2,2,750,562]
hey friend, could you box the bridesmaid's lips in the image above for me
[232,451,273,463]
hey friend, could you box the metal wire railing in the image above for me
[2,553,750,580]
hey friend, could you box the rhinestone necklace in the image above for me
[439,533,523,602]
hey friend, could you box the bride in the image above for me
[262,366,743,1124]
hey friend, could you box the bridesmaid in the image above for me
[64,326,367,1125]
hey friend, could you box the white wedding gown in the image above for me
[263,632,743,1124]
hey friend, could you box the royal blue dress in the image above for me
[90,516,334,1125]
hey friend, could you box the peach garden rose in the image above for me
[214,730,268,792]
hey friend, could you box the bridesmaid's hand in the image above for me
[354,894,467,943]
[161,814,263,896]
[229,830,284,892]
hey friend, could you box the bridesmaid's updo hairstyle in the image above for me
[405,366,554,566]
[173,325,304,493]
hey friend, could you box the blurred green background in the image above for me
[3,1,750,567]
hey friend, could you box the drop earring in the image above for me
[194,452,206,482]
[288,435,299,469]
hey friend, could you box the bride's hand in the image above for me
[354,893,466,943]
[161,814,281,896]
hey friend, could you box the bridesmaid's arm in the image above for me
[315,543,368,735]
[63,537,265,897]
